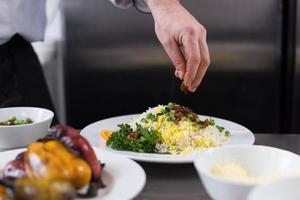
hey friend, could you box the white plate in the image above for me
[81,114,255,163]
[0,148,146,200]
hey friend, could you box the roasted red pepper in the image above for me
[3,152,27,180]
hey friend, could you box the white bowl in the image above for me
[247,177,300,200]
[194,145,300,200]
[0,107,54,150]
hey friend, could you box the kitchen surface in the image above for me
[135,134,300,200]
[0,0,300,200]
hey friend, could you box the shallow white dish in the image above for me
[0,107,54,151]
[81,114,255,163]
[0,147,146,200]
[247,177,300,200]
[194,145,300,200]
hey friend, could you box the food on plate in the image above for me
[101,103,230,154]
[25,140,92,189]
[0,179,76,200]
[211,161,282,184]
[0,117,33,126]
[1,125,104,199]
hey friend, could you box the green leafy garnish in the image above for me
[216,125,225,132]
[106,123,159,153]
[208,118,215,126]
[167,102,175,109]
[146,113,158,121]
[215,124,230,136]
[225,130,230,136]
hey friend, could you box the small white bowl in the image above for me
[247,177,300,200]
[0,107,54,150]
[194,145,300,200]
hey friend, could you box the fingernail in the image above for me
[190,86,197,93]
[184,80,190,88]
[175,70,179,78]
[178,71,184,80]
[192,83,200,89]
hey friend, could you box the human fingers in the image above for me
[182,32,201,91]
[160,37,186,80]
[191,28,210,91]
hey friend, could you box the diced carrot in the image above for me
[100,129,112,141]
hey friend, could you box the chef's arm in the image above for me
[110,0,210,92]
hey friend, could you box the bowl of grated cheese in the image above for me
[194,145,300,200]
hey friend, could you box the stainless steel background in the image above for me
[63,0,283,132]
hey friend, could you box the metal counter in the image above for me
[134,134,300,200]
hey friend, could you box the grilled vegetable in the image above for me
[2,125,105,198]
[0,179,76,200]
[14,179,76,200]
[3,152,27,180]
[52,125,102,183]
[25,140,92,189]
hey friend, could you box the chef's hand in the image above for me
[146,0,210,92]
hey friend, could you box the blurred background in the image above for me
[33,0,300,133]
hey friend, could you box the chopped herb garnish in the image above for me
[187,113,194,120]
[166,116,174,121]
[225,130,230,136]
[141,118,148,123]
[216,125,225,132]
[208,118,215,126]
[146,113,158,121]
[167,102,175,109]
[106,123,159,153]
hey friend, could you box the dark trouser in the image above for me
[0,34,58,124]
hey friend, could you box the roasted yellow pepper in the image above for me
[25,140,92,189]
[14,179,76,200]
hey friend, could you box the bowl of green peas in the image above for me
[0,107,54,150]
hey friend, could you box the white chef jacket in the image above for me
[0,0,149,45]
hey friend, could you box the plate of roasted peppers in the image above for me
[0,125,146,200]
